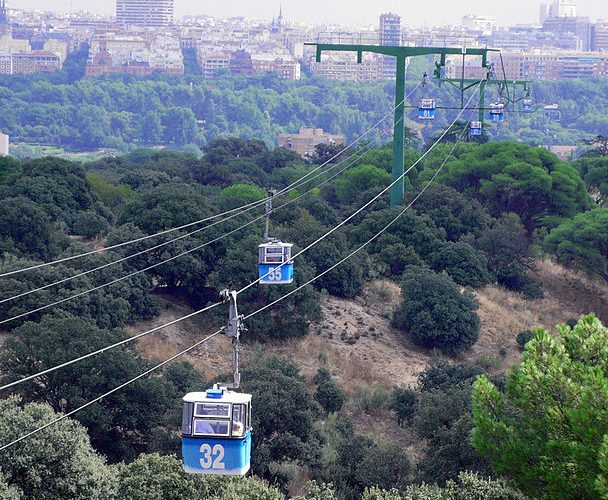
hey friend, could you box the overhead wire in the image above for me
[0,82,422,280]
[0,109,408,377]
[241,82,482,294]
[0,133,380,307]
[0,82,426,322]
[0,127,389,326]
[0,85,480,454]
[0,329,224,453]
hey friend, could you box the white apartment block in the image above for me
[116,0,174,27]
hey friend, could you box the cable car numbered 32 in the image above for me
[258,241,293,284]
[182,387,252,475]
[469,121,483,136]
[418,98,436,120]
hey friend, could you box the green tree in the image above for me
[575,157,608,206]
[241,356,322,481]
[0,316,182,462]
[314,368,344,413]
[116,453,282,499]
[410,184,492,241]
[70,210,109,239]
[0,396,117,499]
[390,387,417,427]
[363,471,527,500]
[0,197,64,260]
[430,242,491,288]
[325,421,412,500]
[472,314,608,499]
[219,183,266,208]
[393,267,480,354]
[544,208,608,281]
[437,142,589,233]
[335,164,390,203]
[161,107,198,144]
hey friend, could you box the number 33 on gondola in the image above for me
[182,388,252,475]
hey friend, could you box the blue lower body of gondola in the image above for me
[258,263,294,284]
[182,432,252,475]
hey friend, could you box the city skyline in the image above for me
[7,0,608,26]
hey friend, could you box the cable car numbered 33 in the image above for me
[258,241,293,284]
[418,98,436,120]
[182,387,252,475]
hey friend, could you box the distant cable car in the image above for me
[182,386,252,476]
[258,241,293,284]
[543,104,561,122]
[522,98,533,112]
[418,98,436,120]
[469,121,483,136]
[489,102,505,122]
[258,190,294,284]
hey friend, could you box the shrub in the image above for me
[352,386,391,414]
[516,329,533,350]
[390,388,417,427]
[430,242,491,288]
[315,371,345,414]
[393,267,480,354]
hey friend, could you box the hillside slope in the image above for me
[134,258,608,389]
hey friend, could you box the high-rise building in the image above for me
[116,0,174,27]
[0,0,9,36]
[549,0,577,18]
[379,12,401,78]
[539,3,551,24]
[543,16,592,51]
[593,22,608,52]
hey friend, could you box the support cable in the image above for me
[241,82,482,294]
[0,92,476,454]
[0,129,389,327]
[0,329,224,453]
[0,129,399,385]
[0,84,422,280]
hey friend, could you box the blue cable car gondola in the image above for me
[469,121,483,136]
[522,98,533,112]
[182,386,252,476]
[489,102,505,122]
[258,241,293,284]
[418,98,436,120]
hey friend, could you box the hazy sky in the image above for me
[8,0,608,26]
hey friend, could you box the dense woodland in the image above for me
[0,125,607,498]
[0,47,607,154]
